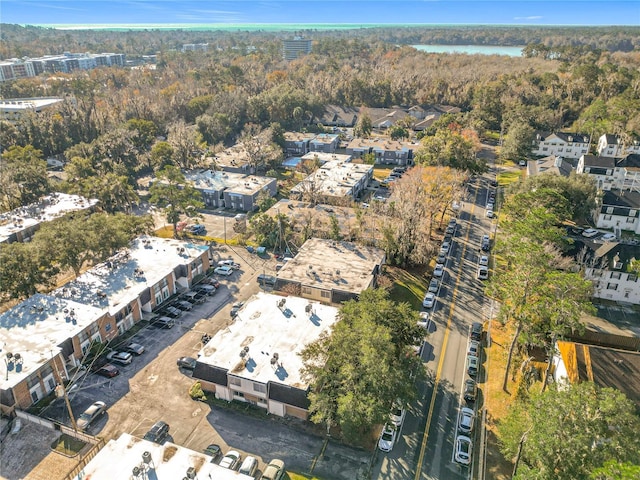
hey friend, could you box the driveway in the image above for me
[38,249,369,479]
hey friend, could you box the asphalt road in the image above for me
[373,171,497,480]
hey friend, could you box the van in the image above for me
[257,274,277,286]
[238,456,258,477]
[155,316,175,329]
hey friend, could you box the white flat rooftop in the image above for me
[198,292,339,389]
[0,97,64,111]
[301,152,352,163]
[0,294,105,390]
[276,238,385,295]
[290,160,372,198]
[0,193,98,243]
[74,433,253,480]
[53,236,210,314]
[184,169,273,196]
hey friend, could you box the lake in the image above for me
[412,44,524,57]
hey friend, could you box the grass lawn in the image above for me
[496,170,522,187]
[51,434,86,457]
[386,266,429,309]
[373,166,392,181]
[288,473,326,480]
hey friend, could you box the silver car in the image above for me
[76,401,106,431]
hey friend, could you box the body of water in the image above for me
[412,44,524,56]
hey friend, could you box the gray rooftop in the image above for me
[184,169,273,196]
[301,152,352,163]
[290,160,372,198]
[53,236,210,314]
[0,193,98,243]
[197,292,339,389]
[0,294,105,390]
[277,238,385,295]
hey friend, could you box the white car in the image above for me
[390,401,406,427]
[486,209,494,218]
[433,264,445,278]
[214,266,233,276]
[454,435,472,465]
[219,450,242,470]
[440,241,451,254]
[428,278,439,293]
[378,423,397,452]
[423,292,436,308]
[417,312,430,329]
[582,228,599,238]
[468,340,480,358]
[458,407,475,434]
[479,255,489,266]
[601,233,617,242]
[486,202,494,211]
[477,266,488,280]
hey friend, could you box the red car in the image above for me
[95,364,119,378]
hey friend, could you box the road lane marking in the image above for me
[414,185,479,480]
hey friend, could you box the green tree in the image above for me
[0,145,50,211]
[248,212,289,248]
[591,461,640,480]
[353,109,372,138]
[255,189,277,213]
[126,118,158,152]
[0,242,59,301]
[499,383,640,480]
[149,141,175,171]
[500,121,535,163]
[148,165,204,237]
[388,125,409,141]
[300,289,423,442]
[329,214,341,241]
[415,128,485,173]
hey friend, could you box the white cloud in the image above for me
[514,15,543,20]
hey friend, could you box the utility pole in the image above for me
[55,384,78,431]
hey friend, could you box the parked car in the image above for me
[417,312,430,329]
[433,264,445,278]
[458,407,475,434]
[177,356,197,370]
[160,306,182,318]
[262,459,286,480]
[238,456,259,477]
[428,278,439,293]
[77,401,106,431]
[106,351,133,366]
[454,435,472,465]
[467,355,479,377]
[477,266,489,280]
[440,241,451,254]
[481,235,491,251]
[486,202,494,211]
[94,364,119,378]
[174,300,193,311]
[486,209,494,218]
[214,266,234,276]
[182,291,206,305]
[479,255,489,267]
[468,340,480,358]
[463,379,477,403]
[203,444,222,462]
[470,322,483,341]
[390,401,406,427]
[601,233,617,242]
[143,421,169,444]
[445,225,455,235]
[436,252,447,265]
[448,218,457,227]
[422,292,436,309]
[378,423,397,452]
[582,228,599,238]
[193,284,216,295]
[185,224,206,235]
[123,342,145,356]
[154,316,175,329]
[219,450,242,470]
[201,277,221,288]
[218,260,241,270]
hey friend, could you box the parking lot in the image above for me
[17,248,369,480]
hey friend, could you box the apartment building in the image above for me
[577,154,640,192]
[532,132,591,159]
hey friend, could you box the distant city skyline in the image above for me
[2,0,639,27]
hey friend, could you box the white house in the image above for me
[597,133,640,157]
[577,154,640,192]
[532,132,590,160]
[596,190,640,234]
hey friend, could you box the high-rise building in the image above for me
[282,37,312,61]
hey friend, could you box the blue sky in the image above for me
[2,1,639,26]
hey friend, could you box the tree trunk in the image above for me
[541,335,557,392]
[503,320,522,394]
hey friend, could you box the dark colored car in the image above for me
[161,306,183,318]
[470,322,483,342]
[177,356,197,370]
[174,300,193,311]
[186,224,206,235]
[143,421,169,444]
[204,444,222,462]
[257,274,277,286]
[94,364,119,378]
[202,278,221,288]
[230,301,244,318]
[463,379,477,403]
[123,342,145,355]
